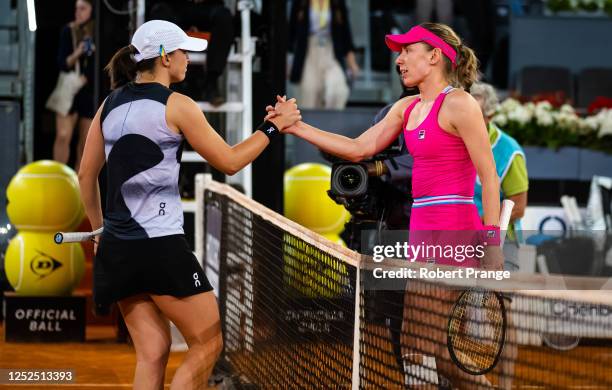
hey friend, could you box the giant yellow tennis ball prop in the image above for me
[284,163,349,235]
[6,160,84,231]
[4,231,85,296]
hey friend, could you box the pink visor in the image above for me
[385,25,457,68]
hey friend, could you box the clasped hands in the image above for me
[264,95,303,135]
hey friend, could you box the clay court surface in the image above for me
[0,324,188,389]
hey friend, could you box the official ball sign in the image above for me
[3,294,86,342]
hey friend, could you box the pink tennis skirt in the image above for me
[409,203,483,268]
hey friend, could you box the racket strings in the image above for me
[449,292,505,371]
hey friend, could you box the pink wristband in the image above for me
[481,225,501,246]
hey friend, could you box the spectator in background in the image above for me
[288,0,360,109]
[471,82,528,271]
[53,0,95,170]
[415,0,453,25]
[149,0,234,105]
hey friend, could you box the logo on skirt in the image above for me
[193,272,201,288]
[418,130,426,140]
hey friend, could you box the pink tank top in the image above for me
[404,87,482,267]
[403,87,476,200]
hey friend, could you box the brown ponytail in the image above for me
[104,45,157,89]
[455,44,479,91]
[419,23,480,91]
[105,45,136,89]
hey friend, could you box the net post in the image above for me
[195,173,213,268]
[351,265,361,390]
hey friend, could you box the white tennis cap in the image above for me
[131,20,208,62]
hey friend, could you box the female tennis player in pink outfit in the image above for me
[270,22,502,387]
[271,23,500,264]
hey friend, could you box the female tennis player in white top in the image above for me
[78,20,300,389]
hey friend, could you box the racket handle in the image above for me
[54,227,104,244]
[499,199,514,245]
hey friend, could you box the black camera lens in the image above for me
[330,163,368,197]
[339,167,362,191]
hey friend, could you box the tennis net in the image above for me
[195,175,612,389]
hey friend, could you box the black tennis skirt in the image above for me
[93,234,213,314]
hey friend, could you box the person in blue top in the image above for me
[471,82,529,271]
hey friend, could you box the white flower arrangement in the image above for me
[492,98,612,151]
[535,101,554,127]
[594,109,612,137]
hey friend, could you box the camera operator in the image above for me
[359,71,417,377]
[363,73,418,230]
[322,67,417,378]
[328,67,417,250]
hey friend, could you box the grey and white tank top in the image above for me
[100,82,184,239]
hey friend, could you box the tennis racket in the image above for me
[54,227,104,244]
[447,199,514,375]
